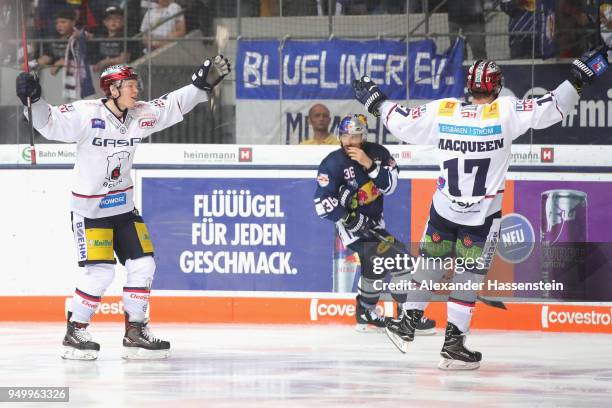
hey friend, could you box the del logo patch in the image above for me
[139,118,156,128]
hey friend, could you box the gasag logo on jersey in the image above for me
[515,99,534,112]
[139,117,156,128]
[497,213,535,263]
[482,101,499,119]
[99,192,127,208]
[93,137,141,147]
[59,104,74,113]
[540,147,554,163]
[91,118,106,129]
[437,100,457,117]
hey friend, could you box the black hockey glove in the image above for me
[338,185,358,210]
[352,76,387,117]
[569,44,609,93]
[192,54,231,92]
[16,72,41,106]
[342,212,376,239]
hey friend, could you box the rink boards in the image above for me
[1,144,612,333]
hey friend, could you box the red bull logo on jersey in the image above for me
[356,180,381,205]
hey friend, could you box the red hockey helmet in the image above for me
[100,65,138,97]
[466,60,503,96]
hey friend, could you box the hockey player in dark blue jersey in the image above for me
[314,114,435,333]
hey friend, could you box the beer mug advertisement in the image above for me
[141,177,334,291]
[511,181,612,301]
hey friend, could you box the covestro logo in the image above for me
[309,299,391,321]
[541,305,612,329]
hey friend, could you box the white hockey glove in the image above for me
[192,55,231,92]
[569,44,609,93]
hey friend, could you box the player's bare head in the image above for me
[338,114,368,150]
[466,60,503,102]
[308,104,331,133]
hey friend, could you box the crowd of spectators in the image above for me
[1,0,608,77]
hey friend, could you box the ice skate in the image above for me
[396,304,436,335]
[354,297,389,332]
[438,323,481,370]
[385,309,423,353]
[61,313,100,361]
[122,314,170,360]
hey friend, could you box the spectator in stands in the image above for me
[260,0,316,16]
[500,0,541,59]
[35,0,81,38]
[447,0,487,59]
[92,6,137,73]
[140,0,186,53]
[556,0,595,58]
[335,0,368,15]
[369,0,406,15]
[37,9,78,76]
[599,0,612,59]
[300,104,339,145]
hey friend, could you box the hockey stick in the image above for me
[368,228,507,310]
[19,1,36,165]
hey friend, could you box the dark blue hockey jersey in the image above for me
[313,142,399,245]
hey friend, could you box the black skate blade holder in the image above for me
[367,228,507,311]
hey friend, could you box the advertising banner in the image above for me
[142,175,411,292]
[507,181,612,301]
[236,38,464,144]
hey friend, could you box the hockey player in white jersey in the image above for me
[353,45,608,370]
[16,56,231,360]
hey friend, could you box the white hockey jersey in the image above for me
[27,84,208,219]
[380,80,580,226]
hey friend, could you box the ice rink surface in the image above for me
[0,323,611,407]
